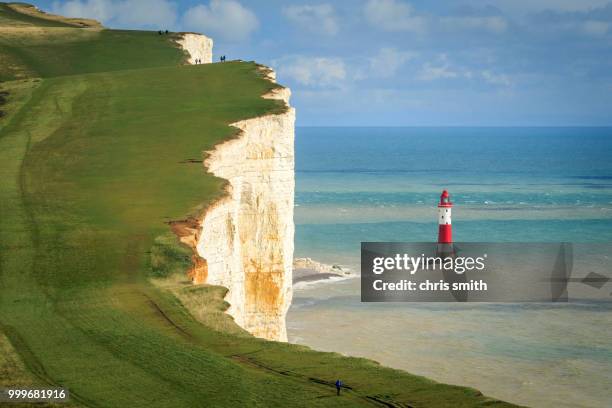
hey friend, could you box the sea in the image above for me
[287,127,612,408]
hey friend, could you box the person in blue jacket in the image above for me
[335,379,342,396]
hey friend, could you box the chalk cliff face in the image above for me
[176,33,213,64]
[193,69,295,342]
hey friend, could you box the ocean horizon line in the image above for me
[296,125,612,129]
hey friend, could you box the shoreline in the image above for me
[287,276,612,408]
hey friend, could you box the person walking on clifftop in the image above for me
[335,379,342,396]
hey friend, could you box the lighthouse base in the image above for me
[436,243,455,258]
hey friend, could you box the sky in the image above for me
[29,0,612,126]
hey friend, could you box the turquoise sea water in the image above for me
[294,127,612,264]
[288,127,612,408]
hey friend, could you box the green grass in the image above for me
[148,232,193,278]
[0,5,522,408]
[0,29,189,81]
[0,3,77,27]
[1,3,187,81]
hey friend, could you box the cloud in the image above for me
[183,0,259,42]
[283,4,338,36]
[530,3,612,37]
[51,0,177,29]
[417,63,458,81]
[274,56,346,87]
[440,16,508,33]
[52,0,112,22]
[417,55,459,81]
[439,5,508,34]
[116,0,177,28]
[364,0,426,33]
[368,47,415,78]
[481,70,511,86]
[488,0,612,15]
[415,54,512,87]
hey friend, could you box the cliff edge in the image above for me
[190,68,295,342]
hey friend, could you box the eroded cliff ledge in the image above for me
[173,67,295,342]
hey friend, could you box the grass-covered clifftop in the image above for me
[0,3,185,80]
[0,3,521,407]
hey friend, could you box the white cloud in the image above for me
[526,2,612,38]
[487,0,611,15]
[115,0,177,28]
[368,47,415,78]
[417,55,458,81]
[417,64,458,81]
[52,0,115,23]
[440,16,508,33]
[364,0,426,33]
[52,0,177,28]
[183,0,259,42]
[283,4,338,36]
[274,56,346,87]
[481,70,511,86]
[535,19,611,38]
[416,55,512,87]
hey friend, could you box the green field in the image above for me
[0,4,520,407]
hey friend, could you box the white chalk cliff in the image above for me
[173,32,294,341]
[190,69,295,342]
[176,33,213,64]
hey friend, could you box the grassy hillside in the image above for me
[0,4,520,407]
[0,3,95,27]
[0,29,187,81]
[0,3,185,81]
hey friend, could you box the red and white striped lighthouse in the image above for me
[437,189,453,244]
